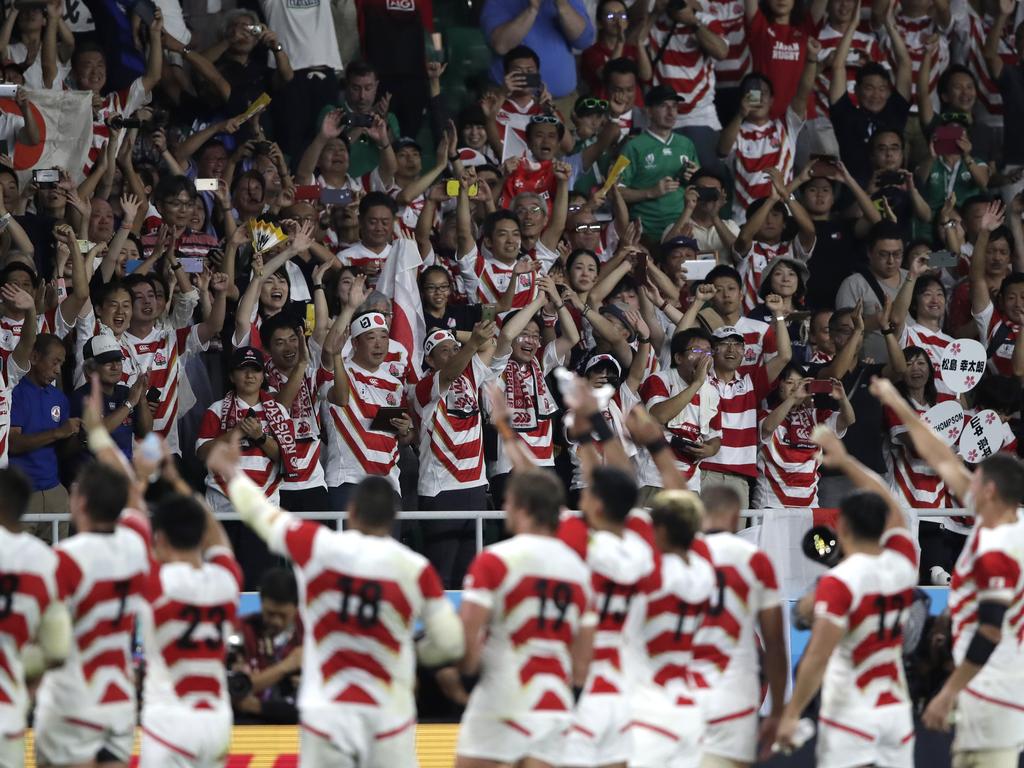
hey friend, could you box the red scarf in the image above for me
[218,391,300,479]
[503,358,557,432]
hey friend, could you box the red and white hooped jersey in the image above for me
[730,110,803,224]
[461,533,593,718]
[266,352,333,493]
[758,405,843,508]
[949,514,1024,675]
[324,359,404,491]
[0,309,73,368]
[701,367,772,479]
[267,518,449,725]
[0,528,59,732]
[124,325,207,454]
[38,512,151,715]
[884,400,948,509]
[568,385,639,491]
[558,511,658,698]
[0,363,25,467]
[459,242,559,309]
[139,548,241,713]
[413,355,495,497]
[899,320,955,398]
[637,369,722,487]
[335,241,393,280]
[736,236,810,314]
[813,528,919,713]
[623,539,716,702]
[734,315,777,380]
[973,301,1018,377]
[495,97,546,146]
[811,23,886,120]
[692,533,781,698]
[649,13,725,129]
[704,0,750,87]
[881,13,948,113]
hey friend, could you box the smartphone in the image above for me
[928,249,958,268]
[695,186,720,202]
[0,84,16,99]
[126,259,144,274]
[252,140,273,155]
[146,386,162,403]
[427,32,444,62]
[344,113,374,128]
[522,72,542,91]
[33,168,59,188]
[747,88,762,106]
[933,124,964,156]
[481,303,497,323]
[445,179,479,197]
[808,380,833,395]
[632,250,648,286]
[180,257,205,273]
[76,239,95,253]
[304,303,315,337]
[877,170,904,188]
[320,187,354,206]
[131,0,157,25]
[293,184,321,201]
[194,178,218,192]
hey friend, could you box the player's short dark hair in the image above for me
[95,279,130,307]
[649,489,704,550]
[838,490,888,541]
[867,220,904,250]
[503,44,540,72]
[938,64,976,99]
[999,271,1024,299]
[589,466,637,523]
[359,191,398,218]
[670,327,713,359]
[260,566,298,605]
[125,273,158,296]
[978,454,1024,507]
[350,476,399,529]
[701,484,741,517]
[0,468,31,522]
[344,59,378,81]
[75,462,130,525]
[32,333,63,357]
[507,469,564,530]
[974,375,1023,417]
[151,493,206,550]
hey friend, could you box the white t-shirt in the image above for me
[258,0,343,72]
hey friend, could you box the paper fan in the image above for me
[249,219,288,255]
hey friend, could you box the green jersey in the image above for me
[619,130,698,236]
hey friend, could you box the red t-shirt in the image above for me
[747,10,816,118]
[580,41,640,94]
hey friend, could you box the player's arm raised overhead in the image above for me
[207,433,294,543]
[565,373,632,478]
[868,376,971,502]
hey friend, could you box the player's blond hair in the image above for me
[649,489,704,549]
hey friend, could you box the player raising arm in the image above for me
[776,425,918,767]
[212,434,463,768]
[871,377,1024,767]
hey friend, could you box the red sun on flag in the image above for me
[0,98,46,169]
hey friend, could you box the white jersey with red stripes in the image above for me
[736,236,810,314]
[734,315,777,380]
[884,400,948,508]
[461,533,593,719]
[957,8,1017,127]
[692,532,781,708]
[495,97,546,146]
[758,404,843,507]
[336,241,393,279]
[0,363,26,468]
[139,547,241,714]
[0,527,59,733]
[881,13,949,112]
[37,512,151,716]
[649,13,725,129]
[701,366,771,479]
[730,109,803,223]
[123,325,207,455]
[324,359,404,491]
[637,369,722,488]
[973,301,1018,377]
[266,353,333,493]
[704,0,750,87]
[413,355,495,496]
[0,309,72,367]
[812,528,918,718]
[900,319,955,397]
[268,518,448,731]
[812,22,886,120]
[459,243,558,308]
[568,385,639,491]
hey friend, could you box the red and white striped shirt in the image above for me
[736,236,810,314]
[882,13,949,113]
[812,22,886,120]
[139,548,241,714]
[813,528,919,713]
[637,369,722,489]
[324,359,404,491]
[734,315,778,380]
[958,9,1017,127]
[704,0,750,87]
[702,366,772,478]
[0,527,58,734]
[495,97,546,146]
[266,352,333,493]
[758,405,842,507]
[899,319,955,398]
[336,241,393,281]
[459,242,559,307]
[38,512,151,717]
[730,109,803,222]
[973,301,1017,377]
[649,13,725,129]
[414,355,493,496]
[462,534,593,719]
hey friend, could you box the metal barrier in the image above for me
[22,508,969,552]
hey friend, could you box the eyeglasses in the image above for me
[603,11,628,19]
[163,196,193,209]
[423,283,450,293]
[876,249,902,260]
[517,333,541,342]
[576,98,609,113]
[574,223,602,232]
[685,347,712,356]
[515,205,544,216]
[529,114,560,125]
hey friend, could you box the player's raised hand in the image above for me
[811,424,848,468]
[625,405,664,445]
[206,431,242,481]
[868,375,901,406]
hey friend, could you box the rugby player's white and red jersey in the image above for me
[461,533,593,721]
[812,528,919,724]
[123,325,207,454]
[730,111,803,227]
[413,355,495,497]
[0,527,59,735]
[139,547,241,715]
[885,402,948,509]
[957,8,1017,127]
[733,316,777,380]
[458,243,558,309]
[649,13,726,129]
[37,512,151,719]
[692,533,782,714]
[324,358,405,492]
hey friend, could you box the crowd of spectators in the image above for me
[1,0,1023,591]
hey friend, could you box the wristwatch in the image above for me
[273,43,284,53]
[881,323,896,336]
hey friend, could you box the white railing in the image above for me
[22,509,969,551]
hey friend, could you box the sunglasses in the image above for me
[604,11,628,19]
[576,97,609,113]
[530,114,560,125]
[574,223,602,232]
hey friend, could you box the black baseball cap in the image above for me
[231,346,265,371]
[644,85,684,107]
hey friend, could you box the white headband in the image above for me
[350,312,388,339]
[423,329,457,357]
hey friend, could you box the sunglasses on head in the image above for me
[576,98,609,113]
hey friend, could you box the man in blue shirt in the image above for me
[10,334,79,513]
[481,0,594,98]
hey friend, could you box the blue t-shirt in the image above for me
[480,0,594,98]
[10,377,70,491]
[70,384,134,460]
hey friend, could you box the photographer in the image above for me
[232,567,302,724]
[207,10,293,122]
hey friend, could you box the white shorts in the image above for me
[139,706,232,767]
[34,706,136,766]
[0,728,24,768]
[953,685,1024,754]
[701,699,759,763]
[816,704,914,768]
[626,691,704,768]
[299,706,417,768]
[564,691,632,766]
[456,712,570,765]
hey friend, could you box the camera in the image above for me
[225,633,253,700]
[247,23,265,36]
[801,525,842,567]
